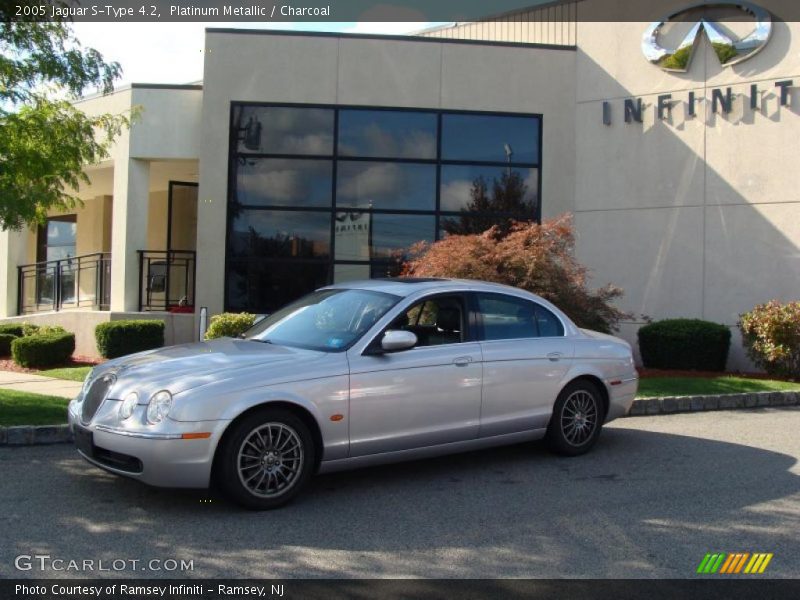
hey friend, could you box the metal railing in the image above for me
[137,250,196,312]
[17,252,111,315]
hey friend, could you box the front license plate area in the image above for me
[74,426,94,457]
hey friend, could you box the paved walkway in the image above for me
[0,370,82,398]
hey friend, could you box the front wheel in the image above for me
[217,408,316,509]
[546,380,605,456]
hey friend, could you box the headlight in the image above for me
[146,390,172,424]
[119,392,138,420]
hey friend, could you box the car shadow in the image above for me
[2,411,799,578]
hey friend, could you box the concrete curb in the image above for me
[1,391,798,445]
[626,390,800,417]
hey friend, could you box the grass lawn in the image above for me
[38,366,92,382]
[0,389,69,426]
[636,376,800,398]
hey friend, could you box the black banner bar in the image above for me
[3,580,800,600]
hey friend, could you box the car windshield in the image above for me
[244,288,401,352]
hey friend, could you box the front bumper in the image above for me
[67,399,230,488]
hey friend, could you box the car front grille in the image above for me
[81,374,116,424]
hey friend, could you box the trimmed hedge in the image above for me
[11,332,75,368]
[95,319,165,359]
[205,312,256,340]
[0,324,24,338]
[638,318,731,372]
[0,333,17,357]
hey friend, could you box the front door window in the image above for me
[36,215,77,306]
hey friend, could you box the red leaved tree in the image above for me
[401,214,631,333]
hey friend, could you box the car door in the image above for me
[347,293,483,457]
[473,292,574,437]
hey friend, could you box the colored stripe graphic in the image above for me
[697,552,772,574]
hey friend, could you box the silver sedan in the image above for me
[68,279,638,509]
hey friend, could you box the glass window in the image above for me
[39,217,77,262]
[476,293,552,341]
[440,165,538,213]
[245,288,401,351]
[229,210,330,259]
[235,106,334,155]
[441,113,540,163]
[338,109,437,159]
[534,305,565,337]
[333,263,371,284]
[336,161,435,211]
[388,295,465,346]
[226,260,330,313]
[334,212,435,262]
[234,158,332,208]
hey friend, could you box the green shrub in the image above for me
[205,312,256,340]
[739,300,800,378]
[21,323,41,336]
[37,325,67,336]
[0,324,24,337]
[0,333,18,357]
[11,332,75,368]
[95,320,165,359]
[638,318,731,371]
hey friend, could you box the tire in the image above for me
[546,380,605,456]
[216,408,316,510]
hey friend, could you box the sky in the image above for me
[71,22,444,87]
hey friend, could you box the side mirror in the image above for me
[381,330,418,352]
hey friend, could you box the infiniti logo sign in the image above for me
[643,1,772,72]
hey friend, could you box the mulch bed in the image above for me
[0,356,103,375]
[637,367,795,382]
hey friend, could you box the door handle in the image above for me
[547,352,563,362]
[453,356,473,367]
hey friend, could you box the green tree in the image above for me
[0,2,132,229]
[442,170,537,236]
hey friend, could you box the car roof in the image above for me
[324,277,538,299]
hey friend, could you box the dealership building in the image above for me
[0,0,797,368]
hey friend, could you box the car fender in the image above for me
[204,375,350,461]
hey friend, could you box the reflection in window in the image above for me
[336,161,435,211]
[334,263,371,283]
[441,113,539,163]
[227,104,542,313]
[476,293,564,340]
[234,106,334,155]
[226,260,330,313]
[334,212,435,262]
[230,210,330,259]
[235,159,332,208]
[338,110,437,159]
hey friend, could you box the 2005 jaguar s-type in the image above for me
[68,279,638,509]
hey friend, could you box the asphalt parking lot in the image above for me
[1,407,798,579]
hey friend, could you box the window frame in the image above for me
[470,292,567,342]
[226,102,543,313]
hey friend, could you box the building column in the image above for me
[110,158,150,312]
[0,227,30,317]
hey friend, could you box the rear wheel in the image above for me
[217,408,316,509]
[546,380,604,456]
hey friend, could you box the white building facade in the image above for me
[1,0,797,368]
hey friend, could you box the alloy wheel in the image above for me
[237,422,304,498]
[560,390,599,447]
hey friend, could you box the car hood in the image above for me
[96,338,329,398]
